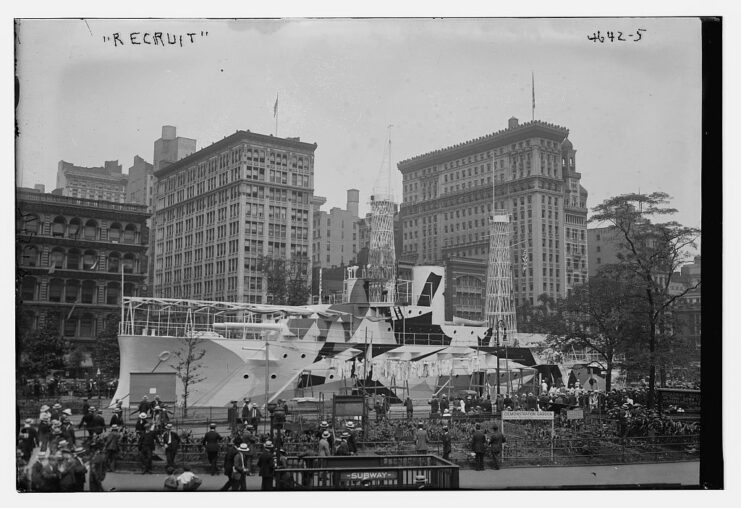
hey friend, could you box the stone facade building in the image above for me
[16,188,149,348]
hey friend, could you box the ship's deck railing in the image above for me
[120,319,344,341]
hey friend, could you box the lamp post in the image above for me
[495,320,507,396]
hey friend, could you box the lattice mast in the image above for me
[485,174,518,342]
[368,126,397,303]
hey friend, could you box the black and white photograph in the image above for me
[11,11,724,495]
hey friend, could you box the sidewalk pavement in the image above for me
[96,461,699,491]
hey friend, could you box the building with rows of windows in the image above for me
[16,188,149,348]
[397,117,589,307]
[56,160,128,202]
[151,130,317,303]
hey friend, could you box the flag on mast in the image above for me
[273,93,279,118]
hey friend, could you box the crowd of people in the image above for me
[17,385,700,491]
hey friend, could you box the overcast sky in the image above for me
[16,17,701,227]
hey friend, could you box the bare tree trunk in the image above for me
[605,360,613,393]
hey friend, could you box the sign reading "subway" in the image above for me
[340,471,399,481]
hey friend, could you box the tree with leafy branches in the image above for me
[19,321,70,379]
[92,316,121,380]
[170,336,207,417]
[543,276,643,392]
[258,255,311,305]
[590,192,700,407]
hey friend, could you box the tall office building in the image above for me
[398,117,589,305]
[312,189,360,268]
[56,160,128,202]
[587,226,624,277]
[152,130,317,303]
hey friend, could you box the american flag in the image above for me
[273,93,279,118]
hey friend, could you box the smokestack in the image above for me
[508,117,519,129]
[162,125,177,140]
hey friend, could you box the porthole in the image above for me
[329,375,334,380]
[271,374,277,379]
[301,354,306,359]
[282,353,288,359]
[453,330,457,334]
[243,374,249,379]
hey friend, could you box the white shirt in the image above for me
[177,471,196,486]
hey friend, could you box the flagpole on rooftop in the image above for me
[274,92,279,137]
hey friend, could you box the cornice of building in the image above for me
[154,130,318,179]
[397,120,569,174]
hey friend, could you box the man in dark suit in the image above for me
[471,423,487,471]
[138,426,159,474]
[163,423,180,469]
[257,440,276,491]
[247,403,262,429]
[441,425,452,461]
[104,425,121,472]
[109,408,124,429]
[220,436,240,491]
[202,423,222,475]
[488,423,506,470]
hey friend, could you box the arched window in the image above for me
[68,218,82,239]
[19,213,40,236]
[67,249,81,270]
[51,216,67,237]
[123,224,137,244]
[83,250,98,270]
[80,313,95,337]
[122,253,136,273]
[21,276,37,301]
[21,245,39,267]
[65,279,80,303]
[84,220,98,240]
[107,252,121,273]
[50,247,65,269]
[48,279,64,302]
[109,222,122,242]
[81,280,96,304]
[106,282,120,305]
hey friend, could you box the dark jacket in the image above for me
[104,431,121,452]
[164,430,181,450]
[471,430,487,453]
[110,414,124,428]
[91,415,106,435]
[442,432,452,453]
[202,430,222,452]
[134,418,148,433]
[257,451,275,477]
[139,430,159,451]
[489,430,506,453]
[224,446,238,475]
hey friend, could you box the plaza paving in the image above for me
[93,460,699,491]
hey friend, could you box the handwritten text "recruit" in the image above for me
[102,31,209,47]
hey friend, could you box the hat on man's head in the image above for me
[345,421,355,429]
[62,408,72,416]
[37,451,47,458]
[165,423,173,429]
[142,395,148,399]
[40,405,50,412]
[320,421,328,428]
[24,418,32,425]
[111,424,119,429]
[322,431,330,438]
[341,432,350,438]
[139,413,148,419]
[238,443,250,451]
[210,423,216,428]
[73,447,86,455]
[263,440,274,449]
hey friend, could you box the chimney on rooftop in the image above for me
[508,117,519,129]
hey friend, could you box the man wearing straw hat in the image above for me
[231,442,250,491]
[257,440,276,491]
